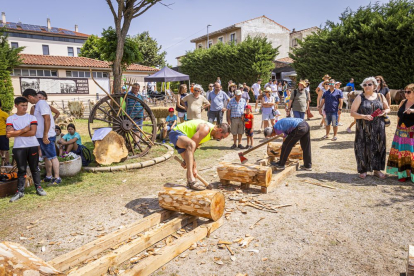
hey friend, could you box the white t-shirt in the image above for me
[6,114,39,148]
[252,83,261,95]
[318,81,325,90]
[33,100,55,138]
[264,82,272,89]
[270,84,278,91]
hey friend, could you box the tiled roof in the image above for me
[275,57,294,64]
[291,26,320,34]
[19,54,159,72]
[2,22,89,38]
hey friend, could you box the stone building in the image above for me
[290,26,320,51]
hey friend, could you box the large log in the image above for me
[217,162,272,187]
[158,183,225,221]
[267,142,303,160]
[93,131,128,165]
[0,241,63,275]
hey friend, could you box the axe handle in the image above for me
[173,156,210,187]
[241,134,284,155]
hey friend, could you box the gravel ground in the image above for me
[1,110,413,276]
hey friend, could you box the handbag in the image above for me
[306,107,314,119]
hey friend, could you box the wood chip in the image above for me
[262,257,268,261]
[217,240,232,245]
[225,244,234,255]
[240,237,255,248]
[304,180,336,189]
[249,217,265,229]
[214,257,221,261]
[41,246,46,252]
[68,238,76,243]
[215,260,224,265]
[19,237,28,240]
[26,225,37,230]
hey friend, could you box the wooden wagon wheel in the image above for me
[88,93,157,158]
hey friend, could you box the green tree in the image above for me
[180,36,278,101]
[80,27,142,72]
[290,0,414,104]
[0,28,24,112]
[132,31,166,68]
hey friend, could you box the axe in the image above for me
[173,156,213,189]
[238,134,284,164]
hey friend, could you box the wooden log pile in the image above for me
[267,142,303,160]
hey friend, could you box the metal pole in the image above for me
[207,24,211,49]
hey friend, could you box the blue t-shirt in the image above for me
[62,132,82,145]
[208,90,230,112]
[273,118,303,136]
[346,82,355,91]
[166,114,177,126]
[322,89,343,113]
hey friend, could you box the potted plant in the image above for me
[57,152,82,177]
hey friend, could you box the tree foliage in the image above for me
[180,36,278,93]
[79,27,142,70]
[0,28,24,112]
[290,0,414,96]
[131,31,166,68]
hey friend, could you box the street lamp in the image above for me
[207,24,212,49]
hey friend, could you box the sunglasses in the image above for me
[194,89,201,92]
[329,83,335,85]
[404,90,412,94]
[376,79,381,82]
[362,83,374,87]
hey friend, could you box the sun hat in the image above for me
[265,87,272,92]
[322,74,331,80]
[335,81,342,85]
[235,90,242,96]
[299,81,307,87]
[168,107,174,112]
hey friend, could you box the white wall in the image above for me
[239,17,290,59]
[9,36,85,57]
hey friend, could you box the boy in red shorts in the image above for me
[244,105,254,149]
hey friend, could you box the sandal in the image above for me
[187,180,206,191]
[374,171,387,179]
[331,136,338,141]
[322,135,330,139]
[359,173,367,179]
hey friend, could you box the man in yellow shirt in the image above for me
[0,100,10,165]
[169,119,230,190]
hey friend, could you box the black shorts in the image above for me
[245,128,254,137]
[0,135,9,150]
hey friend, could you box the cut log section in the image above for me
[217,162,273,187]
[120,218,224,276]
[267,142,303,160]
[263,162,299,193]
[408,245,414,276]
[158,183,225,221]
[49,210,175,272]
[93,131,129,165]
[0,241,64,275]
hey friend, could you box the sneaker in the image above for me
[346,127,352,133]
[36,187,47,196]
[249,145,253,149]
[337,122,343,126]
[9,192,24,203]
[43,176,53,183]
[255,109,259,112]
[271,162,285,170]
[47,177,62,187]
[300,165,312,171]
[187,181,206,191]
[162,140,166,144]
[230,144,237,149]
[238,144,245,149]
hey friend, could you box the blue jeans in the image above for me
[325,112,338,126]
[38,136,57,159]
[293,111,305,119]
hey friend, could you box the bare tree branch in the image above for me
[106,0,118,19]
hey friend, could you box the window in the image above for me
[10,69,57,77]
[292,39,298,46]
[218,37,223,43]
[11,42,18,49]
[13,69,21,76]
[72,71,78,77]
[7,32,86,43]
[30,70,37,76]
[51,70,57,77]
[85,71,91,78]
[42,45,49,55]
[44,70,51,77]
[68,47,74,57]
[102,73,108,78]
[22,69,29,76]
[78,71,85,78]
[198,43,202,49]
[77,48,81,55]
[37,70,44,76]
[208,40,213,48]
[66,71,72,77]
[230,33,236,42]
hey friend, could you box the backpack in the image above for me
[78,145,92,166]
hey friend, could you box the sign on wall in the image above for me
[20,77,89,94]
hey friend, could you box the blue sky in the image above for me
[2,0,387,66]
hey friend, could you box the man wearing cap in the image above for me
[169,120,230,190]
[287,81,310,119]
[226,90,247,149]
[263,118,311,171]
[251,79,262,112]
[207,82,230,125]
[318,79,343,141]
[182,84,210,120]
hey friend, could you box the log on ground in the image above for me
[93,131,129,165]
[158,183,225,221]
[408,245,414,276]
[0,241,64,275]
[267,142,303,159]
[217,162,272,187]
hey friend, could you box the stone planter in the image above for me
[59,156,82,177]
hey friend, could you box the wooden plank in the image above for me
[408,245,414,276]
[120,217,224,276]
[68,214,196,276]
[49,210,174,272]
[262,162,298,194]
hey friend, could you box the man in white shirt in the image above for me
[251,79,262,112]
[23,89,61,186]
[6,96,46,202]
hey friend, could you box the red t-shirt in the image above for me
[244,113,254,129]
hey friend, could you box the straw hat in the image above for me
[322,74,331,80]
[298,81,307,87]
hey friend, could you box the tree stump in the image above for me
[158,183,225,221]
[217,162,272,187]
[93,131,129,165]
[267,142,303,160]
[0,241,63,275]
